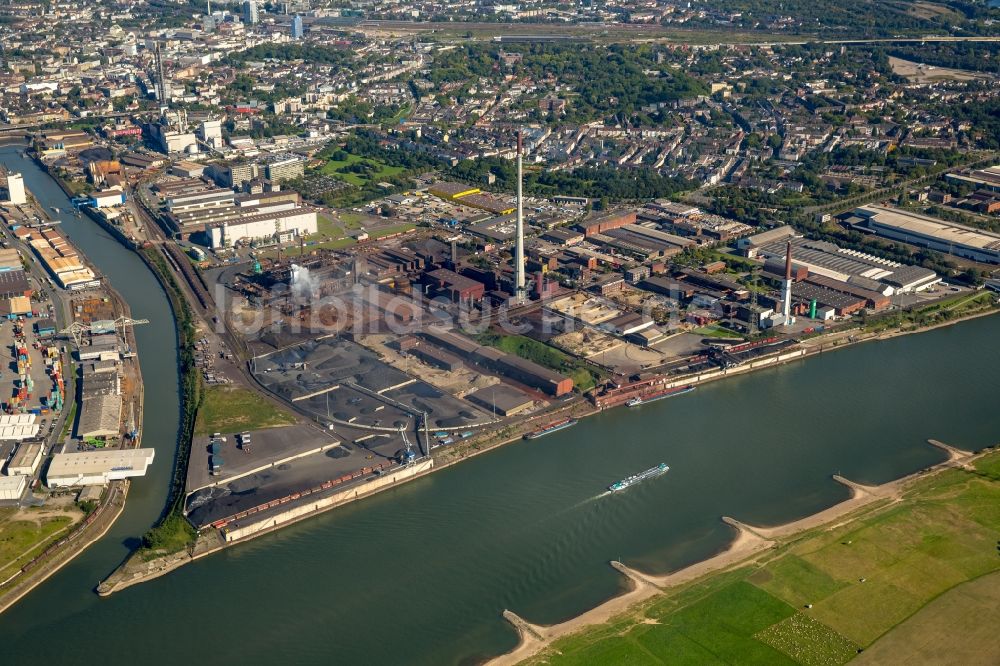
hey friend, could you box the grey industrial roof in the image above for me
[466,384,532,411]
[0,269,30,296]
[77,393,122,438]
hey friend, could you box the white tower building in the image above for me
[4,173,26,205]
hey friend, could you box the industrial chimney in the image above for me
[515,130,526,304]
[782,240,793,325]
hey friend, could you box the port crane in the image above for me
[398,411,432,463]
[397,426,416,464]
[60,316,150,350]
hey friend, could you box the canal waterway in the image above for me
[1,145,998,665]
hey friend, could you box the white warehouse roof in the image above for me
[0,414,40,441]
[46,448,155,488]
[857,205,1000,252]
[0,474,28,501]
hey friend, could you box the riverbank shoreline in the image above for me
[92,299,1000,596]
[97,458,436,596]
[27,141,1000,614]
[0,157,149,616]
[0,481,129,615]
[487,440,985,665]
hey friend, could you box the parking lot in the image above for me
[185,423,342,493]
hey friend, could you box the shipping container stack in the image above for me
[41,344,62,414]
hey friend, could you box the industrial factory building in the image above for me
[465,384,534,416]
[427,181,514,214]
[854,205,1000,265]
[428,181,482,201]
[46,448,155,488]
[88,189,126,209]
[576,210,638,237]
[166,188,235,215]
[0,414,41,441]
[944,165,1000,193]
[77,366,122,439]
[737,225,798,255]
[207,207,318,248]
[590,224,693,260]
[158,179,316,245]
[756,236,940,294]
[0,474,27,502]
[424,268,486,303]
[5,442,43,476]
[420,328,574,396]
[3,172,26,205]
[790,282,867,316]
[0,269,32,300]
[25,229,99,289]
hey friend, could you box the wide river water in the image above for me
[1,145,997,665]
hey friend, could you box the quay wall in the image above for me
[222,458,434,542]
[649,348,808,394]
[81,206,139,249]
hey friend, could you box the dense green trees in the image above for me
[427,43,707,126]
[674,0,1000,37]
[886,43,1000,74]
[336,131,442,171]
[224,43,354,68]
[449,156,695,200]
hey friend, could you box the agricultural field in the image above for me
[194,385,297,436]
[525,450,1000,665]
[854,570,1000,665]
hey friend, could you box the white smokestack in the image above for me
[782,241,793,325]
[515,130,526,303]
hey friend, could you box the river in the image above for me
[2,145,998,665]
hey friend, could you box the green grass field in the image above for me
[337,212,366,229]
[318,153,405,187]
[315,212,343,238]
[0,507,80,580]
[525,450,1000,665]
[259,210,374,260]
[194,385,297,436]
[368,223,416,240]
[865,292,998,333]
[475,332,603,392]
[693,325,743,339]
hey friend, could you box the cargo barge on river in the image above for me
[626,385,695,407]
[524,418,578,440]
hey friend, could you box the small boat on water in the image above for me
[51,206,60,213]
[524,418,578,440]
[626,385,695,408]
[609,463,669,492]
